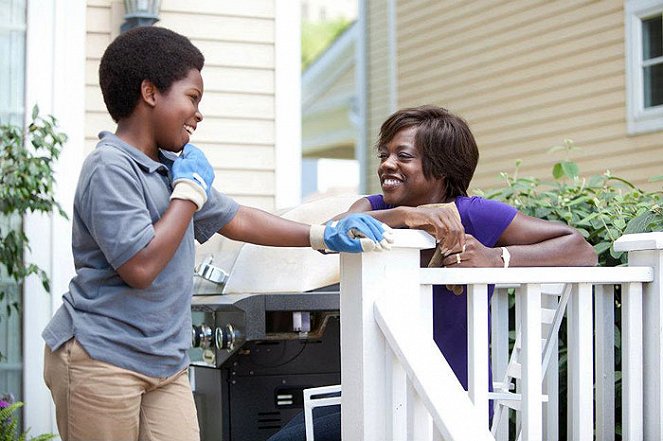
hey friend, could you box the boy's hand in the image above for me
[310,213,394,253]
[170,144,215,211]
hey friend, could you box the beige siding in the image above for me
[85,0,277,209]
[391,0,662,192]
[365,1,392,194]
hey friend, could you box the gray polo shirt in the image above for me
[42,132,239,377]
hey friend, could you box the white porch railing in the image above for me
[339,230,662,441]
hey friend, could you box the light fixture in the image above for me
[120,0,162,33]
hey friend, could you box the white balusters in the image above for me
[621,282,643,441]
[468,283,490,427]
[594,284,615,441]
[521,283,542,440]
[338,231,660,441]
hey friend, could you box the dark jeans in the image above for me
[267,406,341,441]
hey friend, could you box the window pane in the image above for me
[0,0,26,125]
[642,15,663,60]
[644,63,663,107]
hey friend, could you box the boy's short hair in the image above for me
[99,26,205,122]
[376,105,479,199]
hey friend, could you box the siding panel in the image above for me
[392,0,662,191]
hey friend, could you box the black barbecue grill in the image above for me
[189,196,359,441]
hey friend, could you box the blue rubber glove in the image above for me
[170,144,215,210]
[310,213,394,253]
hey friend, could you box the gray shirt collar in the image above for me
[98,131,170,174]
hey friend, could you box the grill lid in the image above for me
[194,194,363,294]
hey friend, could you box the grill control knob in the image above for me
[215,324,239,351]
[191,324,213,349]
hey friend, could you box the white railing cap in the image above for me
[614,232,663,252]
[390,229,437,249]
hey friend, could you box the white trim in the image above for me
[302,54,354,110]
[274,0,301,209]
[23,0,86,436]
[356,0,368,194]
[625,0,663,134]
[303,93,355,118]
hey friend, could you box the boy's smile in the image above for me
[377,126,446,207]
[153,68,204,154]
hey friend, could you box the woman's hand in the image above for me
[440,234,502,268]
[406,203,465,255]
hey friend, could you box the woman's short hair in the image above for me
[99,26,205,122]
[376,105,479,199]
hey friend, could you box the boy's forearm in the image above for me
[219,205,311,247]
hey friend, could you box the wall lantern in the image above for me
[120,0,162,33]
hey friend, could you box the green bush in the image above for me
[0,400,55,441]
[476,140,661,439]
[476,139,663,266]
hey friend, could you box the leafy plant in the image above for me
[477,139,663,266]
[0,399,56,441]
[0,105,67,319]
[477,140,662,439]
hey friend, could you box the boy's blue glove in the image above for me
[170,144,215,211]
[309,213,394,253]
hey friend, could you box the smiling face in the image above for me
[152,68,204,153]
[377,126,446,207]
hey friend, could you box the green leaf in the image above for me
[552,163,564,179]
[593,241,612,255]
[624,211,660,234]
[560,161,579,179]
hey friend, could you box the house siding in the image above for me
[85,0,277,211]
[390,0,662,192]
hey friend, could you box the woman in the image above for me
[268,105,597,441]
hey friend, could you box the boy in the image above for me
[42,26,391,441]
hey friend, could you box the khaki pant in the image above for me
[43,339,200,441]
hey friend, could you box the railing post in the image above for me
[339,230,435,441]
[615,232,663,441]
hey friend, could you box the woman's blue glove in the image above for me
[170,144,215,211]
[310,213,394,253]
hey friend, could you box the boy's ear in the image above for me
[140,79,158,107]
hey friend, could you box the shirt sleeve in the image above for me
[193,187,240,243]
[461,197,517,247]
[366,194,391,210]
[78,164,155,270]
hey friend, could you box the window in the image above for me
[626,0,663,134]
[0,0,26,407]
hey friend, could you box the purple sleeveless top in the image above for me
[366,195,517,391]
